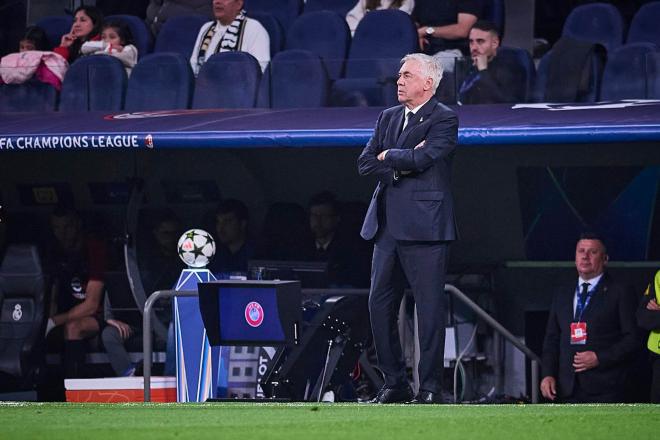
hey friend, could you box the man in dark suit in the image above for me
[358,53,458,404]
[540,233,640,403]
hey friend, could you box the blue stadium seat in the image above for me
[497,46,535,102]
[269,49,328,108]
[244,0,302,29]
[627,2,660,46]
[332,10,418,106]
[154,14,210,60]
[303,0,356,16]
[561,3,624,53]
[192,52,261,109]
[483,0,505,36]
[251,12,284,57]
[0,82,57,112]
[59,56,127,111]
[601,43,658,101]
[286,11,350,80]
[35,15,73,50]
[105,14,153,59]
[125,53,193,111]
[647,52,660,98]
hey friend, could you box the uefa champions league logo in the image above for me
[245,301,264,327]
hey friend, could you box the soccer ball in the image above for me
[177,229,216,268]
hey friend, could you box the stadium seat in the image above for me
[35,15,73,50]
[482,0,506,37]
[251,12,284,57]
[561,3,624,53]
[600,43,658,101]
[125,52,193,111]
[497,46,536,102]
[244,0,303,29]
[627,2,660,46]
[105,14,153,59]
[270,50,328,108]
[154,14,210,60]
[286,11,351,80]
[0,245,46,383]
[303,0,356,16]
[59,56,127,111]
[332,10,418,106]
[0,81,58,112]
[192,52,261,109]
[647,52,660,99]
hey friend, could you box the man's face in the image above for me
[575,239,608,279]
[213,0,243,25]
[397,59,432,108]
[153,220,179,254]
[51,214,82,251]
[215,212,245,246]
[309,204,339,240]
[469,28,499,60]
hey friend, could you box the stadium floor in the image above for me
[1,402,658,439]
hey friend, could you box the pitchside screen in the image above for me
[197,280,301,346]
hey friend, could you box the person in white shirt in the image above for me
[346,0,415,36]
[190,0,270,75]
[82,21,138,76]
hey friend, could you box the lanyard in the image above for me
[574,284,595,322]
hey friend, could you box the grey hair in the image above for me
[400,53,443,93]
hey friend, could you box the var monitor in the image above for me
[197,280,301,346]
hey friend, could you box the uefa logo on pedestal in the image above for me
[245,301,264,327]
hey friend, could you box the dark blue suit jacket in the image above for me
[358,97,458,241]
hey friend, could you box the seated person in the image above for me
[53,6,104,63]
[45,207,107,378]
[82,20,138,76]
[458,20,526,104]
[346,0,414,36]
[207,199,255,278]
[413,0,482,72]
[189,0,270,75]
[19,26,49,52]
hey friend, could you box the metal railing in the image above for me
[142,284,541,403]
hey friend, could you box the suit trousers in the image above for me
[369,222,449,393]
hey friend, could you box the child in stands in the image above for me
[54,6,103,63]
[82,20,138,75]
[19,26,49,52]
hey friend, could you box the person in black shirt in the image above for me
[458,20,526,104]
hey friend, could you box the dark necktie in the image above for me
[576,282,590,319]
[394,112,414,182]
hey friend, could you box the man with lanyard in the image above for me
[637,269,660,402]
[540,233,640,403]
[189,0,270,75]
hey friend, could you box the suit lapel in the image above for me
[396,97,438,148]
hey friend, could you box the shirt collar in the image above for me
[578,273,604,290]
[405,99,430,118]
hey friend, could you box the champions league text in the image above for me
[0,135,140,150]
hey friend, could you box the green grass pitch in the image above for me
[1,402,658,440]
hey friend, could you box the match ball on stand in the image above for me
[177,229,216,268]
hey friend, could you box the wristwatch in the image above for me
[425,26,435,37]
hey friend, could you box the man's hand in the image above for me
[107,319,133,340]
[414,140,425,149]
[472,54,489,71]
[647,299,660,311]
[540,376,557,401]
[377,150,389,161]
[573,351,599,372]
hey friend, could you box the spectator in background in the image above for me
[45,207,106,378]
[189,0,270,75]
[637,269,660,403]
[146,0,213,36]
[53,6,104,63]
[139,210,182,296]
[81,20,138,75]
[19,26,49,52]
[540,233,640,403]
[458,20,525,104]
[413,0,482,72]
[207,199,254,278]
[346,0,415,36]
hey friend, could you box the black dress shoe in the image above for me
[408,391,443,404]
[367,386,414,404]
